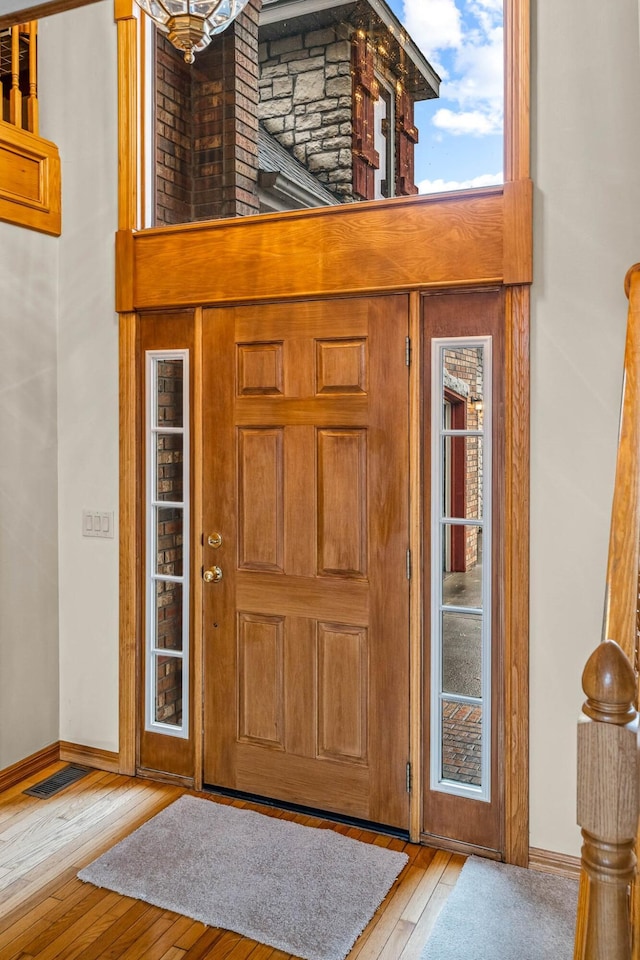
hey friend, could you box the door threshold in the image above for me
[202,783,410,841]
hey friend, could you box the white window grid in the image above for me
[145,350,190,739]
[430,336,492,801]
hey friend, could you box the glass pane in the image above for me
[163,0,188,15]
[155,655,183,726]
[443,436,483,520]
[442,699,482,787]
[442,524,483,598]
[156,507,184,577]
[152,5,503,228]
[156,359,184,427]
[442,346,485,430]
[156,434,184,502]
[156,580,184,651]
[442,612,482,698]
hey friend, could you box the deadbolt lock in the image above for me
[203,565,223,583]
[207,533,223,548]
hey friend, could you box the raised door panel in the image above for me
[237,613,284,748]
[315,339,368,395]
[237,343,284,396]
[317,429,368,579]
[317,622,368,763]
[238,428,284,572]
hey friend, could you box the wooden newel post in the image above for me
[574,639,639,960]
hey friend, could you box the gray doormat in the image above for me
[421,856,579,960]
[78,795,408,960]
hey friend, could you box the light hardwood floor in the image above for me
[0,763,464,959]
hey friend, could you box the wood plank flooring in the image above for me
[0,764,464,959]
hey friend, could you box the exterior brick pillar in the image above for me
[155,34,194,225]
[191,0,262,220]
[155,0,262,224]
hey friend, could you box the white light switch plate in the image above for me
[82,510,115,538]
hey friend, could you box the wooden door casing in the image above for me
[138,310,196,781]
[202,295,410,829]
[422,288,505,855]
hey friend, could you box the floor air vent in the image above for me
[24,764,91,799]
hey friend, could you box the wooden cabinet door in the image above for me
[202,295,410,829]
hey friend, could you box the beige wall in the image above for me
[530,0,640,854]
[40,1,120,753]
[3,0,639,862]
[0,223,59,768]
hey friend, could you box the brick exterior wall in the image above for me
[444,348,485,570]
[154,360,185,726]
[258,24,355,201]
[442,701,482,786]
[155,0,262,225]
[156,35,193,225]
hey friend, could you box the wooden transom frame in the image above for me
[115,0,531,867]
[2,0,530,865]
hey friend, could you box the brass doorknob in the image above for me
[203,566,223,583]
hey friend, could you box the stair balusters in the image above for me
[27,22,38,135]
[3,23,37,134]
[9,24,21,127]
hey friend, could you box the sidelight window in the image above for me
[430,337,492,801]
[145,351,190,738]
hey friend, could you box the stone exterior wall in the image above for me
[258,25,355,201]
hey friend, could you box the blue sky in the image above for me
[387,0,503,193]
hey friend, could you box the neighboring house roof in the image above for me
[444,369,470,399]
[260,0,440,102]
[258,124,339,212]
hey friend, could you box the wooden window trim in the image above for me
[114,0,531,869]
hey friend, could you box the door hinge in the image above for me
[405,336,411,367]
[406,548,411,580]
[406,761,412,793]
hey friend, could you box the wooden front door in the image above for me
[202,295,410,829]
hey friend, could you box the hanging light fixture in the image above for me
[135,0,251,63]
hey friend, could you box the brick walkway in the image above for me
[442,701,482,786]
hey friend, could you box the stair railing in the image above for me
[574,264,640,960]
[2,21,38,134]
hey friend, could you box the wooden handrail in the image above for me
[602,265,640,667]
[574,266,640,960]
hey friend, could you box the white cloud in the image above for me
[432,107,502,136]
[444,25,503,108]
[418,171,504,193]
[471,0,502,12]
[467,0,502,36]
[402,0,462,59]
[403,0,503,139]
